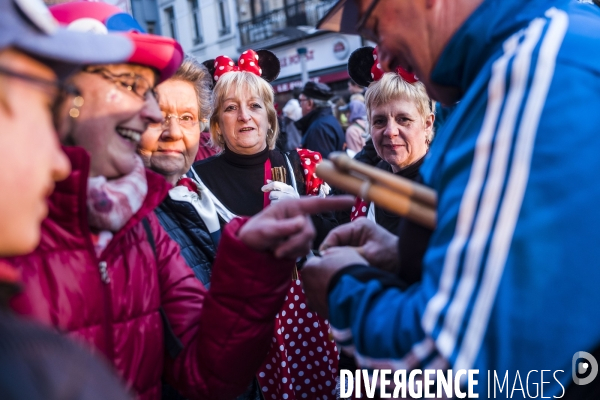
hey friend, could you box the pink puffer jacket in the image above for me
[7,147,294,399]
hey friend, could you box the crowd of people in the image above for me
[1,0,600,399]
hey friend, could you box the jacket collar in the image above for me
[295,107,333,133]
[49,146,171,239]
[431,0,568,97]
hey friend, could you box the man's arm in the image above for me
[302,246,430,368]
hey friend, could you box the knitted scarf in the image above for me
[87,157,148,255]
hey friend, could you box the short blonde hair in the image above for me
[210,71,279,150]
[365,73,433,141]
[172,55,213,132]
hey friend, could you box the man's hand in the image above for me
[301,247,367,318]
[238,196,354,260]
[320,217,400,273]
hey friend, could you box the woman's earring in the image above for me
[68,95,84,118]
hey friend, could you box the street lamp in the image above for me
[276,27,310,85]
[297,47,309,84]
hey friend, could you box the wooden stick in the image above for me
[316,160,436,229]
[329,152,437,208]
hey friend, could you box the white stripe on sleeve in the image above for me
[454,7,569,371]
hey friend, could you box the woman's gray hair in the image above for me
[172,55,213,131]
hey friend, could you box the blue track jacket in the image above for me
[328,0,600,396]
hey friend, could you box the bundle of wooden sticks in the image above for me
[315,152,437,229]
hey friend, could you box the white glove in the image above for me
[261,180,300,204]
[318,182,331,198]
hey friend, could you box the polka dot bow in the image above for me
[371,47,419,84]
[213,50,262,81]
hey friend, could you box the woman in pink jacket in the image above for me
[4,2,352,399]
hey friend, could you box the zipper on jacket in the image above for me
[98,260,115,361]
[98,261,110,284]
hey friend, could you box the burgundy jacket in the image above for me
[7,147,293,399]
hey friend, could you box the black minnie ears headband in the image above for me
[202,49,280,87]
[347,46,419,87]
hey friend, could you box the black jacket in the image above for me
[334,140,432,286]
[295,107,345,159]
[155,196,216,288]
[374,157,431,286]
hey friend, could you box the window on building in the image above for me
[163,6,177,40]
[217,0,231,36]
[188,0,203,44]
[146,21,156,34]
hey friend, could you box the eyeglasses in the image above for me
[84,67,157,101]
[148,114,201,131]
[0,65,84,128]
[355,0,382,43]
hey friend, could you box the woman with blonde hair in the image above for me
[359,72,434,230]
[344,47,435,288]
[346,47,434,229]
[187,50,339,399]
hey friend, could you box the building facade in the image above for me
[235,0,364,105]
[153,0,240,61]
[149,0,359,85]
[131,0,160,34]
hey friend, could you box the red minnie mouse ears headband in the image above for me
[347,46,418,88]
[202,49,280,87]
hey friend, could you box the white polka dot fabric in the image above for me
[257,279,339,399]
[350,197,369,221]
[296,149,323,196]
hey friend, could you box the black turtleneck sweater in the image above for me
[193,146,269,217]
[192,146,339,246]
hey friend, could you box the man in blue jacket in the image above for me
[303,0,600,397]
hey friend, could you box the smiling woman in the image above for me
[138,55,212,185]
[60,63,162,179]
[6,3,324,400]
